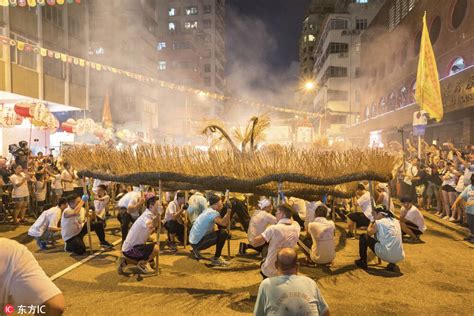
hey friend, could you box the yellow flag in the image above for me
[415,12,443,122]
[16,41,25,51]
[0,0,8,6]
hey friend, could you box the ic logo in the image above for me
[4,304,14,315]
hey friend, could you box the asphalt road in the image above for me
[1,212,473,315]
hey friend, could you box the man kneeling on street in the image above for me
[118,196,162,274]
[61,194,113,255]
[189,193,231,266]
[253,248,329,316]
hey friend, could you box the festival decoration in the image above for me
[0,105,23,127]
[13,102,59,131]
[0,0,80,6]
[0,34,320,118]
[61,118,114,142]
[116,129,139,144]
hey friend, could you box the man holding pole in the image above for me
[118,196,162,274]
[61,194,113,255]
[189,193,231,266]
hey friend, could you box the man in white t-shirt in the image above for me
[0,238,64,315]
[10,164,31,225]
[252,204,301,278]
[254,248,329,316]
[118,196,162,274]
[304,200,330,231]
[347,183,374,238]
[61,162,75,195]
[399,196,427,242]
[164,191,186,251]
[93,184,110,223]
[355,205,405,272]
[117,190,145,243]
[61,194,113,255]
[239,197,276,256]
[305,206,336,265]
[28,198,68,250]
[189,193,232,266]
[92,178,111,194]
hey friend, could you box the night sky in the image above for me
[226,0,311,88]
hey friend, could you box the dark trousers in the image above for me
[359,233,376,264]
[65,221,107,255]
[222,199,250,232]
[292,211,305,228]
[467,213,474,236]
[164,220,185,242]
[191,229,228,258]
[117,208,136,243]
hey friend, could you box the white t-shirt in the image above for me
[305,201,331,230]
[308,217,336,264]
[10,173,29,198]
[61,207,86,242]
[92,179,111,194]
[35,180,47,202]
[441,170,457,188]
[289,197,307,219]
[94,195,110,219]
[122,209,156,252]
[61,169,74,192]
[28,206,62,238]
[164,201,181,223]
[0,238,62,306]
[51,174,62,190]
[261,218,301,277]
[117,191,142,219]
[374,217,405,264]
[247,209,277,245]
[404,163,418,185]
[357,191,374,221]
[379,191,395,212]
[400,205,426,232]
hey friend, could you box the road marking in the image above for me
[49,238,122,281]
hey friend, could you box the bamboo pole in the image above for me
[183,191,189,249]
[331,196,336,222]
[155,180,162,275]
[224,189,231,258]
[82,178,93,255]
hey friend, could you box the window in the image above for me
[449,57,465,75]
[204,64,211,72]
[43,55,64,79]
[356,0,368,3]
[203,49,211,58]
[184,21,198,29]
[69,17,81,39]
[309,24,315,30]
[158,61,166,70]
[328,42,349,54]
[203,5,212,13]
[326,66,347,77]
[355,18,368,30]
[355,67,361,78]
[178,61,193,69]
[329,19,348,30]
[308,34,316,41]
[429,16,441,44]
[157,42,166,50]
[389,0,417,31]
[42,5,63,28]
[330,115,347,124]
[450,0,468,29]
[185,6,198,15]
[168,8,176,16]
[203,19,212,29]
[168,22,176,31]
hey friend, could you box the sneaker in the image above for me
[448,217,456,222]
[238,242,247,255]
[117,256,127,275]
[192,248,203,260]
[463,236,474,241]
[386,263,397,272]
[100,241,114,249]
[137,261,154,274]
[168,242,177,252]
[406,237,421,243]
[354,259,368,270]
[211,256,229,266]
[36,239,47,250]
[442,216,450,220]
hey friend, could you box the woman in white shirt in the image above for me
[34,173,48,216]
[440,162,460,220]
[10,164,31,225]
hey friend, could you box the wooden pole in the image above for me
[155,180,162,275]
[331,196,336,222]
[183,191,189,249]
[225,189,231,258]
[82,178,93,255]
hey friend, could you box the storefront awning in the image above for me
[0,90,82,112]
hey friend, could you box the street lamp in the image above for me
[304,80,316,91]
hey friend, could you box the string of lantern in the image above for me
[0,0,80,7]
[0,35,322,118]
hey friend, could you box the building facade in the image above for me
[311,0,384,140]
[155,0,225,144]
[347,0,473,148]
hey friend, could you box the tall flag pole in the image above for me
[415,12,444,122]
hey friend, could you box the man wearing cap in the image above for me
[399,196,426,243]
[252,204,301,279]
[189,193,232,266]
[239,197,276,256]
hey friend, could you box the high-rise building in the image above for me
[347,0,473,147]
[311,0,384,141]
[155,0,226,144]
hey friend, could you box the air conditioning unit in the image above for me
[341,30,348,35]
